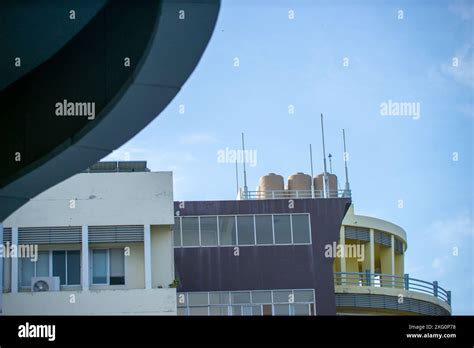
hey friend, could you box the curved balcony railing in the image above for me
[334,272,451,305]
[238,189,351,200]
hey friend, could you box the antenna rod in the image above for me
[321,114,329,198]
[309,144,315,198]
[241,132,248,198]
[235,160,239,196]
[343,129,350,195]
[328,154,333,173]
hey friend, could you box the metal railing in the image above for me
[238,189,351,200]
[334,272,451,305]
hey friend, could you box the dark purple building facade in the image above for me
[173,197,351,315]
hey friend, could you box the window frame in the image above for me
[90,248,126,286]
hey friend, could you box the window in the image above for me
[273,290,292,303]
[53,250,80,286]
[109,249,125,285]
[188,292,208,306]
[182,217,199,246]
[92,249,125,285]
[173,217,181,246]
[294,290,314,302]
[189,307,208,315]
[237,216,255,245]
[273,215,291,244]
[251,291,272,304]
[200,216,218,246]
[292,304,310,316]
[231,291,251,304]
[210,306,228,315]
[209,292,229,305]
[218,216,236,246]
[273,304,290,315]
[92,249,107,284]
[292,214,311,243]
[255,215,273,244]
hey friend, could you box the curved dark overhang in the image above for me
[0,0,220,220]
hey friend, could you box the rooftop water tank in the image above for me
[288,172,312,198]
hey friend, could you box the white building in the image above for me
[1,162,176,315]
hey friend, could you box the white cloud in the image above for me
[428,210,473,246]
[178,133,219,145]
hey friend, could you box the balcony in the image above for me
[334,272,451,315]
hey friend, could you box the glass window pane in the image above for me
[293,304,310,316]
[255,215,273,245]
[36,251,49,277]
[20,258,35,287]
[200,217,218,246]
[231,306,242,315]
[273,290,292,303]
[189,307,208,316]
[294,290,314,303]
[292,214,310,243]
[274,215,291,244]
[209,292,229,305]
[177,307,186,316]
[237,216,255,245]
[92,249,107,284]
[274,304,290,315]
[110,249,125,285]
[251,291,272,304]
[252,305,262,316]
[231,291,251,304]
[210,306,229,315]
[218,216,237,246]
[242,306,252,316]
[52,251,66,285]
[173,217,181,246]
[188,292,209,306]
[66,250,80,285]
[182,217,199,246]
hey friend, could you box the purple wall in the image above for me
[173,197,351,315]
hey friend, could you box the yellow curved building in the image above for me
[334,204,451,315]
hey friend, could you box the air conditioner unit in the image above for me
[31,277,60,292]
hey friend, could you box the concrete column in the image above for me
[339,226,346,272]
[144,224,152,289]
[81,225,89,291]
[0,222,3,314]
[391,235,395,275]
[369,229,375,275]
[11,227,18,293]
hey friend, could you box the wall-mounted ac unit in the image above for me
[31,277,60,292]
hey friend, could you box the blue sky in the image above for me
[106,0,473,314]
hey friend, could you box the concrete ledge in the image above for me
[3,288,177,315]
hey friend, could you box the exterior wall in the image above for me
[3,288,177,315]
[4,172,174,227]
[151,225,174,288]
[174,198,351,315]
